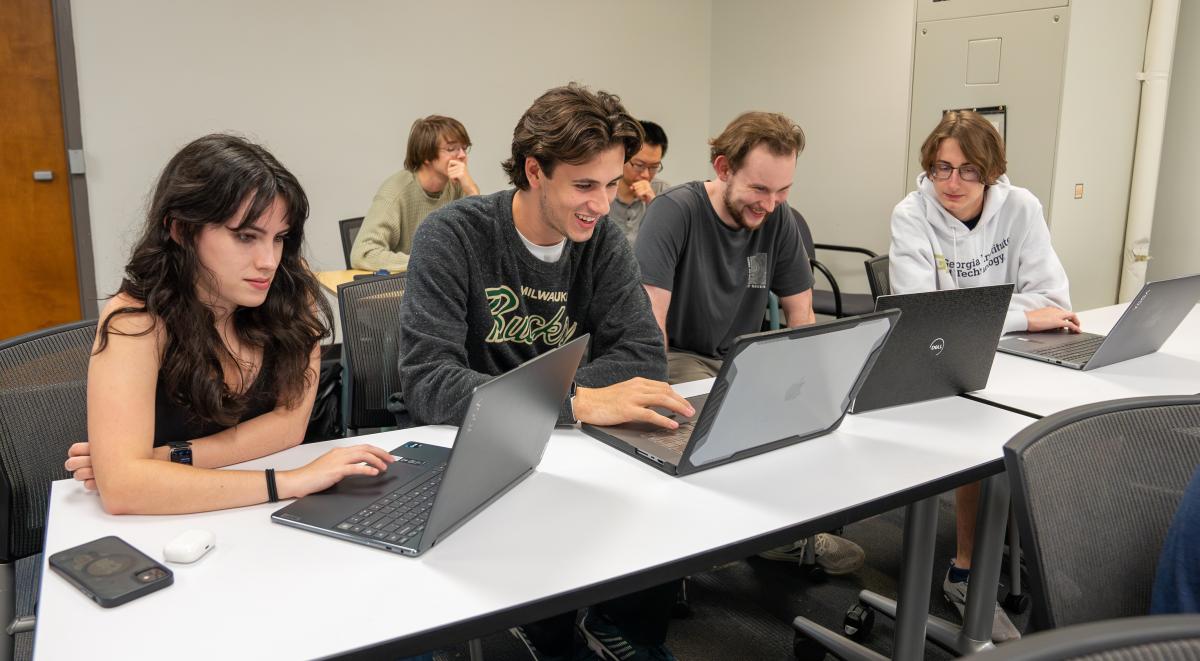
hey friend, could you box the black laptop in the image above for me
[582,311,898,476]
[271,335,588,556]
[851,284,1013,413]
[997,273,1200,370]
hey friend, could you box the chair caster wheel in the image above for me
[671,599,693,618]
[1002,592,1031,614]
[792,631,827,660]
[843,603,875,639]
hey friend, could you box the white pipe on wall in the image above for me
[1119,0,1181,302]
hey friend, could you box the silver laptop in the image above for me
[582,311,899,476]
[851,284,1013,413]
[997,273,1200,370]
[271,335,588,556]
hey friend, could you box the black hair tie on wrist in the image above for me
[265,468,279,503]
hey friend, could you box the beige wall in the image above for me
[1149,0,1200,283]
[70,0,1197,307]
[70,0,714,298]
[710,0,917,290]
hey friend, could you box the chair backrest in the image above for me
[963,614,1200,661]
[0,320,96,562]
[789,206,816,259]
[338,217,365,269]
[1004,395,1200,630]
[865,255,890,299]
[338,273,407,430]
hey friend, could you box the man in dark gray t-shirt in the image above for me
[638,112,868,577]
[637,111,816,384]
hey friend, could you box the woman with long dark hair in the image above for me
[65,134,393,514]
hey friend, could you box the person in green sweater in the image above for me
[350,115,481,271]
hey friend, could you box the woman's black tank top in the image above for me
[152,363,278,446]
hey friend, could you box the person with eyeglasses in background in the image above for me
[351,115,481,272]
[888,110,1078,643]
[610,119,669,245]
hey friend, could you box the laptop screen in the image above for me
[686,316,894,467]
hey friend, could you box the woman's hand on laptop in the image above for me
[277,445,397,499]
[573,378,695,429]
[1026,307,1082,333]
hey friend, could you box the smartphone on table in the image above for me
[48,535,173,608]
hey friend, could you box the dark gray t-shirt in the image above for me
[636,181,814,359]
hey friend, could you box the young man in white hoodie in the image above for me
[889,110,1080,642]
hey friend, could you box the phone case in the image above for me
[48,535,173,608]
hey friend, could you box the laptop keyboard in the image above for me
[1034,335,1105,363]
[334,465,445,547]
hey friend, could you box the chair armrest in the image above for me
[7,615,34,635]
[810,258,843,318]
[813,243,878,259]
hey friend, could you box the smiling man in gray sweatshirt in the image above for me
[397,83,690,661]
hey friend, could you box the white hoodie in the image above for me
[889,173,1072,333]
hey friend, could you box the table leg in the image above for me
[890,494,940,661]
[792,494,939,661]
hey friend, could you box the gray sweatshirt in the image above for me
[398,189,667,426]
[889,173,1072,333]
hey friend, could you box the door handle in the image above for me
[33,170,54,181]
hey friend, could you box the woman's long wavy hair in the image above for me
[98,133,332,427]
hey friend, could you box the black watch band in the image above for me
[168,441,193,465]
[568,381,579,423]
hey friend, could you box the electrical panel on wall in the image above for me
[905,2,1070,219]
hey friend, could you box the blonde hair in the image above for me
[709,112,805,171]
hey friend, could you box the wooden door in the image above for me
[0,0,81,340]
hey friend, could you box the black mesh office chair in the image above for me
[1004,395,1200,631]
[338,217,365,269]
[963,614,1200,660]
[338,273,407,434]
[0,320,96,661]
[864,255,890,300]
[790,208,876,318]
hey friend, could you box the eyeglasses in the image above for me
[441,144,471,155]
[629,160,663,175]
[930,161,982,183]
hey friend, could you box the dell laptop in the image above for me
[997,273,1200,370]
[582,311,898,476]
[851,284,1013,413]
[272,335,588,556]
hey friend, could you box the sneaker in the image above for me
[757,533,866,575]
[942,568,1022,643]
[578,611,676,661]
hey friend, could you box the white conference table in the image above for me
[34,382,1034,660]
[969,303,1200,418]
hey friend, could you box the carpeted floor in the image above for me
[433,491,1030,660]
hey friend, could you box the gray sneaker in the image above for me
[942,569,1022,643]
[756,533,866,575]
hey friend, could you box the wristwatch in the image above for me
[168,441,193,465]
[568,381,579,423]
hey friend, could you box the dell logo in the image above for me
[929,338,945,356]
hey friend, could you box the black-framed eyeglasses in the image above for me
[441,144,471,155]
[930,161,982,183]
[629,160,663,175]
